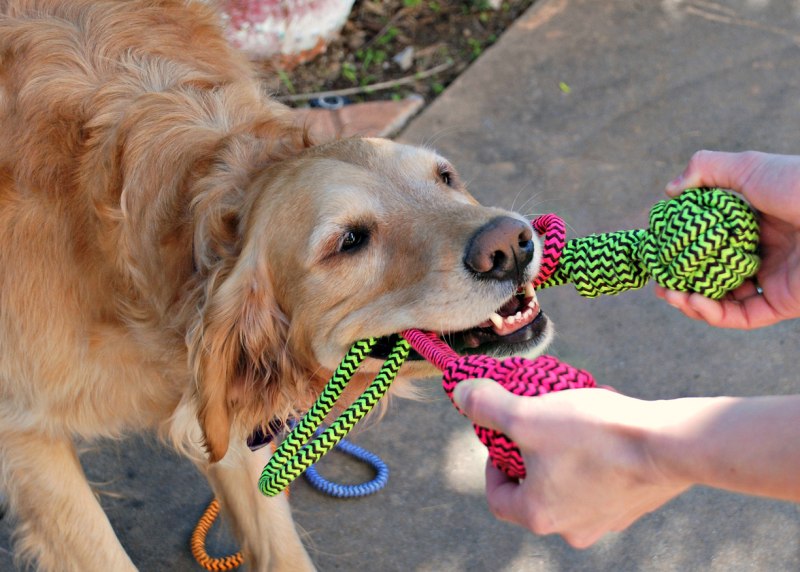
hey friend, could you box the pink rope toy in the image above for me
[401,329,594,480]
[401,214,591,480]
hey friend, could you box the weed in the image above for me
[277,70,295,94]
[341,62,358,84]
[467,37,483,59]
[376,26,400,46]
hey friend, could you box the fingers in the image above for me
[484,462,527,526]
[656,285,776,329]
[485,460,624,549]
[665,150,761,197]
[451,378,524,434]
[667,290,725,324]
[484,462,561,539]
[727,279,762,301]
[656,287,706,321]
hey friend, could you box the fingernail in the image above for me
[451,381,471,407]
[666,175,683,194]
[452,378,493,409]
[663,293,679,308]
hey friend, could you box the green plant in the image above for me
[357,47,387,70]
[467,37,483,59]
[467,0,492,10]
[277,70,295,94]
[341,62,358,84]
[376,26,399,46]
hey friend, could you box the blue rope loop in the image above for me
[288,420,389,498]
[304,437,389,498]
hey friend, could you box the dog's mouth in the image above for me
[369,283,549,360]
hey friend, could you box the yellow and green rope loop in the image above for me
[259,337,410,497]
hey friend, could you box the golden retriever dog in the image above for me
[0,1,553,570]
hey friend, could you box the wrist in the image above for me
[649,395,800,500]
[638,397,731,490]
[580,394,698,493]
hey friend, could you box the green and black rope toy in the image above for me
[533,187,760,299]
[259,338,410,497]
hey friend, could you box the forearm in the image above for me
[647,395,800,501]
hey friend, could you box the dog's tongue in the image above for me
[498,296,521,315]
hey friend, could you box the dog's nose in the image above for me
[464,216,534,282]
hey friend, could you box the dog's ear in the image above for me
[189,259,289,463]
[186,119,315,462]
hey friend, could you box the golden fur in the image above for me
[0,1,550,570]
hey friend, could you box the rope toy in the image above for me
[259,338,409,496]
[190,498,245,571]
[303,433,390,498]
[194,339,403,569]
[193,432,387,571]
[257,187,760,491]
[533,187,760,299]
[400,329,596,478]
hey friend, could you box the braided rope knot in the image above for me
[537,188,760,299]
[440,353,595,479]
[639,188,760,299]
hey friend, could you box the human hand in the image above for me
[451,381,690,548]
[655,150,800,328]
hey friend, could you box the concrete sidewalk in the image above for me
[2,0,799,570]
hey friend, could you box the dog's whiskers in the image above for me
[418,126,465,150]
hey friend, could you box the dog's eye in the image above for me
[439,168,454,187]
[340,229,368,253]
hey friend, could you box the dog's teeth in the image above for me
[489,313,504,329]
[524,283,535,299]
[525,283,540,313]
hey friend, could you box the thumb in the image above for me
[451,379,522,434]
[665,150,754,197]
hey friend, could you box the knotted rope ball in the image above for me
[538,188,760,299]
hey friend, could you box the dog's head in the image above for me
[190,136,553,461]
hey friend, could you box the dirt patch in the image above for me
[258,0,536,105]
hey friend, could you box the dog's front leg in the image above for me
[0,430,137,572]
[203,441,316,572]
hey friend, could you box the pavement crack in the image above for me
[682,1,800,45]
